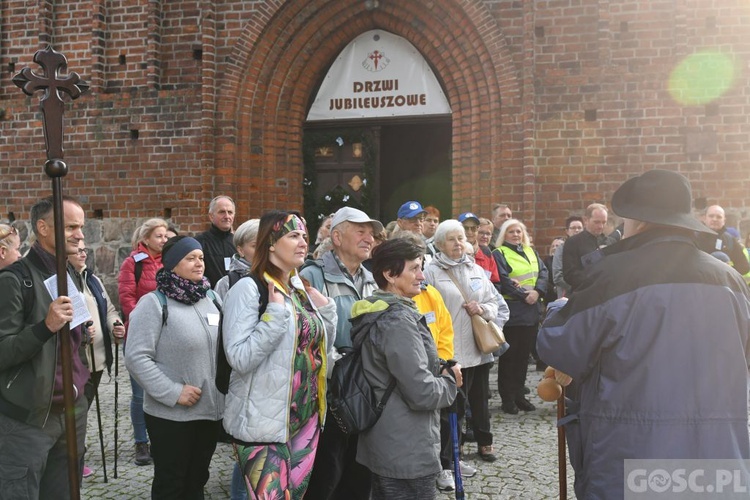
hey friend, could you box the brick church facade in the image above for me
[1,0,749,290]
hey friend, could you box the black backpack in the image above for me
[327,335,397,435]
[215,273,268,395]
[1,260,35,321]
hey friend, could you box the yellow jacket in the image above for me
[414,284,455,360]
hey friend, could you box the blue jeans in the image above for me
[130,375,148,443]
[125,340,148,444]
[230,461,248,500]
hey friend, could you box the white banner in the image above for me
[306,30,451,121]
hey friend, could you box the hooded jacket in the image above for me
[300,250,378,349]
[350,291,457,479]
[221,271,337,443]
[538,229,750,499]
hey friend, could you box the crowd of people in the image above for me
[1,174,749,499]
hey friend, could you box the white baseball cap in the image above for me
[331,207,384,234]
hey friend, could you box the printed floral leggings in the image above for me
[234,416,321,500]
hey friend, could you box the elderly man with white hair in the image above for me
[303,206,383,500]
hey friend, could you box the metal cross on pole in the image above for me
[13,45,89,500]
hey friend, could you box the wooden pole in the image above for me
[13,45,88,500]
[557,385,567,500]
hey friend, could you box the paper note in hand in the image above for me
[44,273,92,330]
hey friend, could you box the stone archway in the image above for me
[214,0,523,219]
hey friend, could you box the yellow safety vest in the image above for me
[743,247,750,286]
[498,245,539,300]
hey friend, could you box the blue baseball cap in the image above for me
[458,212,480,224]
[397,201,426,219]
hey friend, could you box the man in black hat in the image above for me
[537,169,750,500]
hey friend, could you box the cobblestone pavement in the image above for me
[82,354,576,499]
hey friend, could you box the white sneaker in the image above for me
[459,460,477,478]
[436,469,455,491]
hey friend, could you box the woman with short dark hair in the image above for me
[351,238,460,499]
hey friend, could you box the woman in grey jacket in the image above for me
[125,236,224,500]
[351,238,461,500]
[222,211,337,499]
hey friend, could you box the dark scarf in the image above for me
[155,268,210,305]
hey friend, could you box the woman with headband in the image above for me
[222,211,337,499]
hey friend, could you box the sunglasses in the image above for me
[0,225,18,241]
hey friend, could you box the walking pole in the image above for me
[13,46,89,500]
[87,324,108,483]
[446,359,465,500]
[449,408,465,500]
[113,321,122,479]
[557,386,567,500]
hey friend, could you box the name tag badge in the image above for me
[470,279,482,292]
[715,238,723,251]
[133,252,149,263]
[207,313,220,326]
[484,269,492,279]
[424,311,436,324]
[224,257,232,271]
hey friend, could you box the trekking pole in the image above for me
[449,409,465,500]
[113,320,122,479]
[87,323,108,483]
[557,386,567,500]
[446,360,465,500]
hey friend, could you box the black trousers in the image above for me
[497,324,537,402]
[305,408,372,500]
[144,414,220,500]
[440,362,493,467]
[84,370,104,407]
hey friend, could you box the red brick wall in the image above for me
[1,0,749,258]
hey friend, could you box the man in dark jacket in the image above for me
[195,195,236,287]
[0,196,90,499]
[699,204,750,274]
[538,170,750,500]
[561,203,613,292]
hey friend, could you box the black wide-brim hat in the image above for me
[611,169,715,235]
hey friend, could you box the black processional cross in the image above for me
[13,46,89,500]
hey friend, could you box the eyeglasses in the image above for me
[463,225,479,232]
[76,248,91,255]
[478,231,493,237]
[407,216,426,223]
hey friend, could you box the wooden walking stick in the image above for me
[13,45,89,500]
[557,386,567,500]
[538,367,569,500]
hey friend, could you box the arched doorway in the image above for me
[303,30,453,233]
[214,0,522,225]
